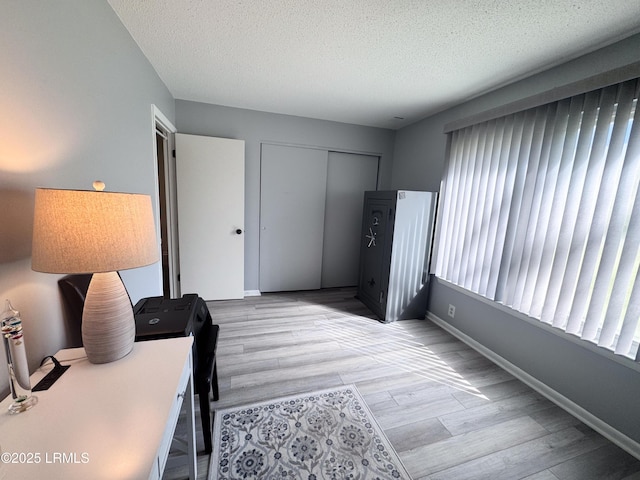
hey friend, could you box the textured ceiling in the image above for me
[107,1,640,130]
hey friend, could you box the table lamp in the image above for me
[31,182,159,364]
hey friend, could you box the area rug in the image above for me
[211,385,412,479]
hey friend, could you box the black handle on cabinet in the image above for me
[236,229,243,235]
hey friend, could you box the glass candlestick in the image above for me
[1,300,38,414]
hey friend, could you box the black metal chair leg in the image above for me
[212,361,219,401]
[199,385,212,454]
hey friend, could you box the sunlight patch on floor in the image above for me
[317,314,489,400]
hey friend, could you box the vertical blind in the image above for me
[434,78,640,360]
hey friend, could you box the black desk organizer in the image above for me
[133,294,219,453]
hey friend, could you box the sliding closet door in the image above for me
[321,152,379,288]
[260,144,328,292]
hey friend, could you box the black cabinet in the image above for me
[357,190,437,322]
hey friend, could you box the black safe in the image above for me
[357,190,437,322]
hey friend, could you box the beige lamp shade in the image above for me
[31,186,159,364]
[32,188,159,274]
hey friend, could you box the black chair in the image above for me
[57,273,132,347]
[57,274,93,348]
[133,295,219,453]
[194,319,219,453]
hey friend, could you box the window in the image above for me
[434,78,640,360]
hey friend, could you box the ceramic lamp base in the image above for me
[82,271,135,364]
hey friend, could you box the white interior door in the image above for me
[260,144,328,292]
[175,133,245,300]
[321,152,379,288]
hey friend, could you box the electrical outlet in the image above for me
[448,304,456,318]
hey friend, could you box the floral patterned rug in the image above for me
[211,385,412,479]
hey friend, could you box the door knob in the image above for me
[236,229,243,235]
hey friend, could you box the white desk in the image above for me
[0,337,196,480]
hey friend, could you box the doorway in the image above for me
[152,106,178,298]
[156,128,171,297]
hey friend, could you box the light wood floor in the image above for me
[165,287,640,480]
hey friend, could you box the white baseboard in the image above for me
[244,290,261,297]
[426,312,640,460]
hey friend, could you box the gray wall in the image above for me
[0,0,174,396]
[391,33,640,443]
[175,101,396,292]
